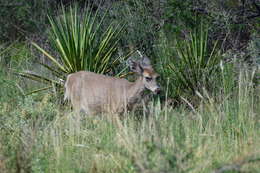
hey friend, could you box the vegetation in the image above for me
[0,0,259,172]
[0,65,259,173]
[18,4,125,94]
[157,23,223,99]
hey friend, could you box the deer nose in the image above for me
[154,88,161,94]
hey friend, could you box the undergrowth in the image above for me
[0,67,259,173]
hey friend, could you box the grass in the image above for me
[0,66,259,173]
[0,39,259,173]
[1,1,259,172]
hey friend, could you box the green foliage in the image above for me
[1,1,260,171]
[1,67,259,172]
[0,43,33,102]
[18,4,125,94]
[0,94,58,172]
[163,0,259,62]
[157,23,222,99]
[219,60,236,96]
[172,24,221,94]
[247,32,260,66]
[0,0,57,41]
[106,0,162,54]
[164,0,199,35]
[0,69,21,103]
[1,43,31,69]
[47,4,123,74]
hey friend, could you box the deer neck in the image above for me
[127,76,145,104]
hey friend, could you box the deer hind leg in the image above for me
[70,98,80,116]
[69,85,82,116]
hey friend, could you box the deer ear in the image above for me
[140,56,151,67]
[127,59,143,74]
[137,50,151,67]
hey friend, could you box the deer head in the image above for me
[128,51,160,94]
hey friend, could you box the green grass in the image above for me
[0,38,259,173]
[1,1,259,172]
[0,67,259,173]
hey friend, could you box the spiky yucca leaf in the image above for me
[169,24,222,94]
[19,4,125,95]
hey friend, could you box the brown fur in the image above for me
[64,57,160,115]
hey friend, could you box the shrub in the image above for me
[0,43,33,103]
[104,0,164,55]
[156,23,222,100]
[0,0,58,41]
[18,4,125,95]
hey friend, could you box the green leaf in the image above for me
[18,4,126,95]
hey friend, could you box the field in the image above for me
[1,1,260,172]
[1,62,259,172]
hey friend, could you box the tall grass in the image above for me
[1,65,259,172]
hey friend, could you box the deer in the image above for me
[64,52,160,115]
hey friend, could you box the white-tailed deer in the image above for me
[64,52,160,114]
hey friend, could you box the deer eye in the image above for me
[145,77,152,82]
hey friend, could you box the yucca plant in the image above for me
[18,4,125,94]
[168,23,222,96]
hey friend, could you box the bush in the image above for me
[163,0,260,62]
[0,0,59,42]
[156,23,222,100]
[0,43,33,103]
[18,4,125,95]
[103,0,164,55]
